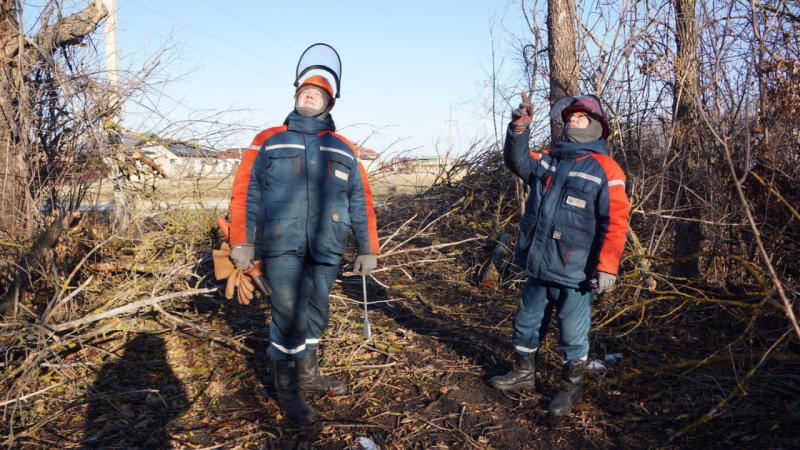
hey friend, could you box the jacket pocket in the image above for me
[561,178,595,213]
[326,151,352,191]
[546,225,594,282]
[325,206,351,255]
[515,212,536,263]
[266,148,302,183]
[259,201,301,254]
[553,178,597,253]
[259,216,300,254]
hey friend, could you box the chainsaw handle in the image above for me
[216,216,231,240]
[244,260,263,277]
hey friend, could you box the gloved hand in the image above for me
[226,268,255,305]
[231,244,254,269]
[354,254,378,276]
[592,271,617,294]
[511,92,533,134]
[212,242,255,305]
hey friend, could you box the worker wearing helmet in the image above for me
[489,93,630,417]
[228,68,379,425]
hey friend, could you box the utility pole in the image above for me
[447,104,454,153]
[98,0,130,228]
[102,0,119,120]
[445,104,459,155]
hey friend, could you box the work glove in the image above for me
[592,271,617,294]
[354,254,378,276]
[511,92,533,134]
[225,268,255,305]
[212,242,255,305]
[230,244,254,269]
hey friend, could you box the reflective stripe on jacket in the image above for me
[229,111,379,264]
[504,126,630,288]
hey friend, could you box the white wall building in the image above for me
[138,142,235,178]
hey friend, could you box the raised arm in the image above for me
[503,92,540,181]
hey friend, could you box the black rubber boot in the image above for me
[548,360,586,416]
[298,348,347,396]
[488,352,537,391]
[272,360,318,426]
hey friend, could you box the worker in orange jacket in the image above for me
[229,44,379,425]
[490,93,630,416]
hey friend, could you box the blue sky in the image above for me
[98,0,527,156]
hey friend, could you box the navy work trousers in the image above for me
[263,253,340,360]
[511,277,594,362]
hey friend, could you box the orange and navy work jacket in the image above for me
[229,111,379,264]
[504,126,630,289]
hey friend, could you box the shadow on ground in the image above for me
[82,333,189,449]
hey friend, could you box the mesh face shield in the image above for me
[295,43,342,99]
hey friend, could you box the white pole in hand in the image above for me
[362,274,371,339]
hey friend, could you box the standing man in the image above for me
[489,93,630,416]
[228,44,379,425]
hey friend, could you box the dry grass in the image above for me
[84,169,449,209]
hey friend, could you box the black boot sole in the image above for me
[299,385,347,396]
[287,414,319,427]
[488,379,536,391]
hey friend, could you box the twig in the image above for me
[381,236,486,257]
[695,102,800,340]
[0,381,69,407]
[50,288,217,332]
[154,304,254,354]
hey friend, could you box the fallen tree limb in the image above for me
[153,304,254,354]
[50,288,217,332]
[381,236,485,257]
[0,380,69,408]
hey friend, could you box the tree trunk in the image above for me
[671,0,703,279]
[547,0,579,138]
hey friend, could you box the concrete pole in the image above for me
[97,0,130,227]
[447,104,454,153]
[100,0,120,119]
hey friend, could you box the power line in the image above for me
[197,0,296,51]
[126,22,285,83]
[127,0,293,74]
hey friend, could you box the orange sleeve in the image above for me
[229,126,287,245]
[333,132,380,255]
[593,155,630,274]
[358,161,380,254]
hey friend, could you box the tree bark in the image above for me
[671,0,703,279]
[547,0,579,138]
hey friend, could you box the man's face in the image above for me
[296,87,326,111]
[566,112,590,129]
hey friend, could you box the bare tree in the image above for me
[670,0,703,278]
[0,1,108,314]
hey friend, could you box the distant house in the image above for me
[136,142,235,178]
[382,156,453,173]
[219,145,382,171]
[356,146,379,161]
[218,148,248,160]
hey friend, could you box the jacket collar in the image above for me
[550,139,609,159]
[284,110,336,134]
